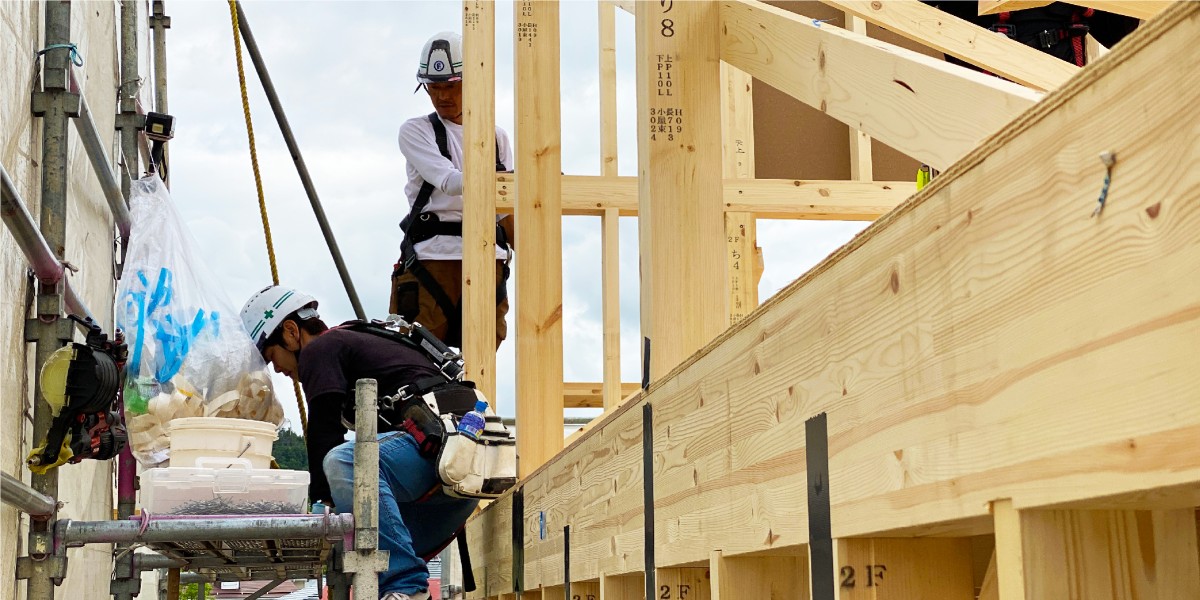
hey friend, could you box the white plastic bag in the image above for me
[116,176,282,465]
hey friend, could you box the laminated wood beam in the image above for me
[721,62,759,326]
[636,0,726,380]
[462,0,498,399]
[599,0,622,411]
[720,0,1043,171]
[514,0,565,477]
[844,13,875,182]
[494,174,915,220]
[563,382,641,409]
[468,3,1200,590]
[823,0,1078,91]
[981,0,1173,20]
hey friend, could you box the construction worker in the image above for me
[922,2,1139,67]
[241,285,476,600]
[391,30,515,350]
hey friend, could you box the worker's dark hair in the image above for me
[263,309,328,349]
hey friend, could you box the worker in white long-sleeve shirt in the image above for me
[390,30,514,350]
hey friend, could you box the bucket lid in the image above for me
[169,417,279,437]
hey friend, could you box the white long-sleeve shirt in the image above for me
[397,113,514,261]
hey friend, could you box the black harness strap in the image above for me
[398,113,510,346]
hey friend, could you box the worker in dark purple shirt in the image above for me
[241,285,474,600]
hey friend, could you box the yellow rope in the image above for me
[228,0,308,437]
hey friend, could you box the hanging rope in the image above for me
[228,0,308,437]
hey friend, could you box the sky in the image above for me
[161,0,868,432]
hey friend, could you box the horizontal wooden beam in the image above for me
[981,0,1172,20]
[978,0,1053,14]
[563,382,641,409]
[495,174,914,220]
[822,0,1078,91]
[468,2,1200,588]
[720,0,1042,171]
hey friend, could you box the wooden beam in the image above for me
[636,0,726,380]
[563,382,641,409]
[612,0,635,16]
[844,13,875,181]
[471,3,1200,588]
[982,0,1172,20]
[835,538,976,598]
[722,62,758,326]
[599,0,622,411]
[978,1,1053,14]
[514,0,564,478]
[825,0,1078,92]
[462,0,497,399]
[720,0,1042,171]
[494,174,915,219]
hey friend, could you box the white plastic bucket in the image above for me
[168,417,277,469]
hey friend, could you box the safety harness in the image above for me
[396,112,511,347]
[992,6,1095,67]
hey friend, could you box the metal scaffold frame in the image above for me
[2,2,387,599]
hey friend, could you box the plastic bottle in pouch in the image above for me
[439,400,488,485]
[458,400,488,439]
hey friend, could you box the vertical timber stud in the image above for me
[657,568,711,600]
[711,550,808,600]
[720,61,757,326]
[514,0,564,477]
[844,15,873,182]
[833,538,974,599]
[992,499,1200,599]
[598,0,622,410]
[635,0,725,380]
[462,0,497,400]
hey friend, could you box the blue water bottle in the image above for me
[457,400,488,440]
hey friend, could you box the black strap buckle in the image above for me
[989,23,1017,39]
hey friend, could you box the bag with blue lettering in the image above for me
[115,176,281,466]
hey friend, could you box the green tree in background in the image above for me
[274,427,308,470]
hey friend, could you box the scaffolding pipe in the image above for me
[1,161,95,322]
[150,0,170,187]
[132,553,186,570]
[352,379,382,597]
[69,70,133,239]
[57,514,355,546]
[1,472,57,517]
[27,4,74,600]
[233,1,366,320]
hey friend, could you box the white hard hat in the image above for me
[240,285,319,353]
[416,31,463,84]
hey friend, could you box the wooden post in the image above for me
[514,0,565,476]
[658,568,712,600]
[599,0,623,410]
[992,500,1200,600]
[636,0,726,380]
[462,0,498,400]
[711,550,808,600]
[834,538,975,599]
[844,14,874,183]
[721,62,758,326]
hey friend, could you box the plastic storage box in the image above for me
[169,417,278,469]
[140,458,309,515]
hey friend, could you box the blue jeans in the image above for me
[324,432,479,595]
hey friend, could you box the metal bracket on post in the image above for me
[16,556,68,582]
[31,90,81,119]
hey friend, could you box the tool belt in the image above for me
[385,379,517,500]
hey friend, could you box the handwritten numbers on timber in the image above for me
[840,564,888,588]
[660,0,675,37]
[517,2,537,47]
[649,108,684,142]
[658,584,692,599]
[464,1,481,31]
[571,596,596,600]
